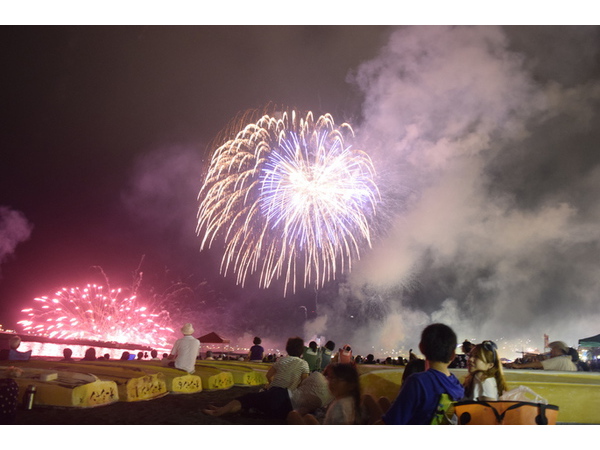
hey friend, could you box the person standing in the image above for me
[168,323,200,374]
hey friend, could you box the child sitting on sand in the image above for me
[287,363,363,425]
[463,340,507,401]
[371,323,465,425]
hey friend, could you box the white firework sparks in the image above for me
[197,110,380,295]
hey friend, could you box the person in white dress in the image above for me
[463,341,507,401]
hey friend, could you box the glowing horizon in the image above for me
[17,284,175,348]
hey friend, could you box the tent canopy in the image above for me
[198,331,230,344]
[578,334,600,348]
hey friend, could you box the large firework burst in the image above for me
[197,110,380,295]
[18,284,175,347]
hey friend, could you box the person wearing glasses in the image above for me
[463,341,507,401]
[508,341,577,371]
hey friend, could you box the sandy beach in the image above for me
[11,385,285,425]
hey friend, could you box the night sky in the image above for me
[2,24,600,358]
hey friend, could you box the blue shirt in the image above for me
[382,368,465,425]
[249,345,264,361]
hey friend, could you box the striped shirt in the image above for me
[270,356,309,390]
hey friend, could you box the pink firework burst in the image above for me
[18,284,175,348]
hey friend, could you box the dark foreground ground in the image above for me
[10,384,586,427]
[12,385,284,425]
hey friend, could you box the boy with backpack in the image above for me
[379,323,465,424]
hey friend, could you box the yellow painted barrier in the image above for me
[359,366,600,424]
[359,368,405,401]
[226,361,271,383]
[196,361,267,385]
[6,360,168,402]
[502,369,600,424]
[58,361,168,402]
[56,361,168,402]
[193,364,234,390]
[103,361,202,394]
[357,364,399,374]
[1,363,119,408]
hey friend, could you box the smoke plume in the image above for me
[329,26,600,358]
[0,206,33,276]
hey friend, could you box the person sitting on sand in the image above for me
[508,341,577,371]
[168,323,200,374]
[319,340,335,371]
[120,351,130,361]
[202,337,310,420]
[463,341,507,401]
[287,370,333,418]
[248,336,264,362]
[364,323,464,425]
[7,336,32,361]
[61,348,75,362]
[150,350,160,360]
[361,357,426,424]
[336,344,353,364]
[302,341,320,372]
[288,363,363,425]
[0,366,22,424]
[81,348,97,361]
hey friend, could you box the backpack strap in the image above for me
[430,393,456,425]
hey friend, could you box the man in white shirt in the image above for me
[168,323,200,374]
[509,341,577,371]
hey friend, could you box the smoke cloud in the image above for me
[117,27,600,360]
[328,26,600,358]
[0,206,33,276]
[121,145,205,253]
